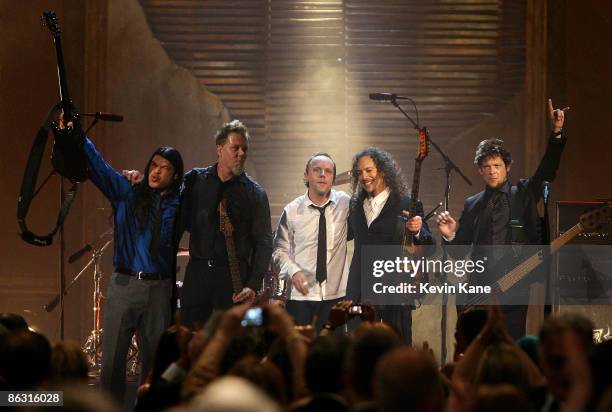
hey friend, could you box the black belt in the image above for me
[116,267,168,280]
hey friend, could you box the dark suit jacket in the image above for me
[443,136,566,298]
[447,134,567,250]
[346,192,435,301]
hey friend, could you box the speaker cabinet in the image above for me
[555,201,612,333]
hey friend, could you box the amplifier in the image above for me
[554,201,612,331]
[556,200,612,243]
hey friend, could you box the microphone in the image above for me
[542,181,550,204]
[82,112,124,122]
[68,243,92,263]
[369,93,410,101]
[44,294,60,312]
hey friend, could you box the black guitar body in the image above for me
[50,121,88,183]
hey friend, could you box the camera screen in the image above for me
[348,305,363,315]
[241,307,263,327]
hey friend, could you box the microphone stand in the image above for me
[386,97,472,364]
[44,227,113,313]
[59,179,65,339]
[542,183,552,317]
[389,98,472,199]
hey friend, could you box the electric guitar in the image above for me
[42,10,88,183]
[402,128,430,296]
[218,197,247,302]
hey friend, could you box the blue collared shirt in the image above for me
[84,138,179,274]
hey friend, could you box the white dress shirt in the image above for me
[363,187,390,227]
[363,187,421,237]
[273,189,350,301]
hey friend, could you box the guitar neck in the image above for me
[218,199,243,293]
[409,160,422,213]
[403,159,423,246]
[224,234,243,293]
[551,223,583,253]
[52,35,72,120]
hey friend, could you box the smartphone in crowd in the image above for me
[348,305,363,316]
[241,306,264,327]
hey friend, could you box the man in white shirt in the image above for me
[273,153,351,331]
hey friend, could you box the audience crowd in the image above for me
[1,302,611,412]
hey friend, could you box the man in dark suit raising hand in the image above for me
[437,98,569,339]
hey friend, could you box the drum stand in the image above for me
[81,240,111,376]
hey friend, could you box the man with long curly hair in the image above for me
[347,147,434,343]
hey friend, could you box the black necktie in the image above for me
[477,189,508,267]
[310,202,330,284]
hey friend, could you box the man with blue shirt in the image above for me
[80,127,184,401]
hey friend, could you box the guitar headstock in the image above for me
[42,11,61,37]
[580,205,612,231]
[416,127,430,162]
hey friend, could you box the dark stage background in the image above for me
[1,0,610,356]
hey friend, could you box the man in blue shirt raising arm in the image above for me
[66,113,184,402]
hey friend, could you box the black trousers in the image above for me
[501,305,528,341]
[455,304,528,342]
[101,273,172,403]
[180,259,234,329]
[286,298,344,332]
[376,305,413,345]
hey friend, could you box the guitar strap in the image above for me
[17,127,79,246]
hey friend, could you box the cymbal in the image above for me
[334,170,351,186]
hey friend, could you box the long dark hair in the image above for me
[133,147,184,230]
[350,147,407,202]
